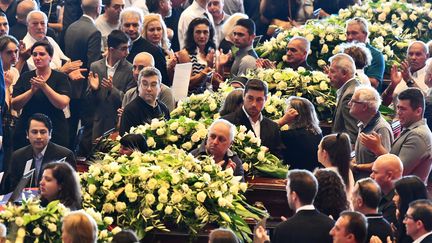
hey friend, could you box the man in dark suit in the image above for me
[328,53,360,144]
[272,169,335,243]
[223,78,283,158]
[330,211,368,243]
[352,178,393,242]
[87,30,134,141]
[120,7,170,86]
[404,199,432,243]
[4,113,75,192]
[64,0,102,153]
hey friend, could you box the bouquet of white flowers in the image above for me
[81,146,268,242]
[0,198,118,242]
[247,67,336,121]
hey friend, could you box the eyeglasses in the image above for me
[404,214,415,220]
[348,99,366,105]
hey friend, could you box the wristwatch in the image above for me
[406,79,415,87]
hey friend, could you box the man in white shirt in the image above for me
[382,41,429,106]
[178,0,215,49]
[207,0,229,46]
[95,0,125,51]
[404,199,432,243]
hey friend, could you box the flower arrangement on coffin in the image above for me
[255,17,412,73]
[246,67,336,121]
[80,146,269,242]
[170,83,235,121]
[338,0,432,41]
[123,116,288,178]
[262,91,288,121]
[0,198,118,242]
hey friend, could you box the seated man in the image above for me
[119,66,170,135]
[351,178,393,242]
[404,199,432,242]
[272,169,335,243]
[257,36,312,71]
[330,211,368,243]
[191,119,244,179]
[4,113,76,192]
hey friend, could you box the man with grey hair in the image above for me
[119,66,170,135]
[191,119,244,179]
[350,85,394,179]
[257,36,311,71]
[120,7,169,85]
[382,41,430,106]
[346,17,384,90]
[329,53,360,143]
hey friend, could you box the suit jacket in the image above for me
[89,57,134,139]
[332,78,360,143]
[272,209,335,243]
[390,119,432,183]
[420,234,432,243]
[222,108,283,158]
[65,16,102,99]
[4,142,76,193]
[127,37,170,86]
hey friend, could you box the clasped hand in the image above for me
[30,75,47,91]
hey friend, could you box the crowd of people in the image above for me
[0,0,430,241]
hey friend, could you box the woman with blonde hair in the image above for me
[62,210,98,243]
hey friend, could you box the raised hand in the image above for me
[400,60,412,84]
[218,50,232,66]
[60,60,83,74]
[68,68,87,81]
[18,40,31,61]
[390,64,402,87]
[88,71,100,91]
[101,76,113,89]
[30,75,47,90]
[278,108,299,126]
[206,48,215,68]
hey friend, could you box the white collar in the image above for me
[242,105,263,123]
[296,204,315,213]
[413,231,432,243]
[34,144,48,159]
[82,14,96,24]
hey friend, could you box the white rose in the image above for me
[319,81,329,91]
[320,44,329,54]
[47,223,57,232]
[378,12,386,22]
[15,217,24,226]
[112,226,122,235]
[305,34,314,42]
[177,126,186,135]
[113,173,122,183]
[197,191,207,203]
[244,147,254,154]
[127,192,138,202]
[191,133,200,143]
[209,102,217,111]
[169,122,179,130]
[168,135,178,142]
[99,230,109,239]
[156,128,165,136]
[317,60,327,67]
[409,13,417,21]
[165,205,173,215]
[145,194,156,205]
[158,194,168,203]
[401,12,408,20]
[146,137,156,148]
[104,217,114,225]
[147,178,158,189]
[325,35,334,42]
[189,111,196,118]
[115,202,127,212]
[103,203,115,213]
[218,197,227,207]
[17,227,26,238]
[242,163,249,171]
[230,184,239,195]
[106,192,116,201]
[257,151,265,161]
[33,227,42,236]
[143,208,153,217]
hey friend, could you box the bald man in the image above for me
[370,154,403,227]
[121,52,175,111]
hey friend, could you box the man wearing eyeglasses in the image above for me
[404,199,432,243]
[119,66,170,135]
[87,29,134,140]
[328,53,360,144]
[349,85,394,180]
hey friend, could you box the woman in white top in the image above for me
[317,133,355,198]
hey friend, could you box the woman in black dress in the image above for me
[12,41,71,149]
[279,96,322,171]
